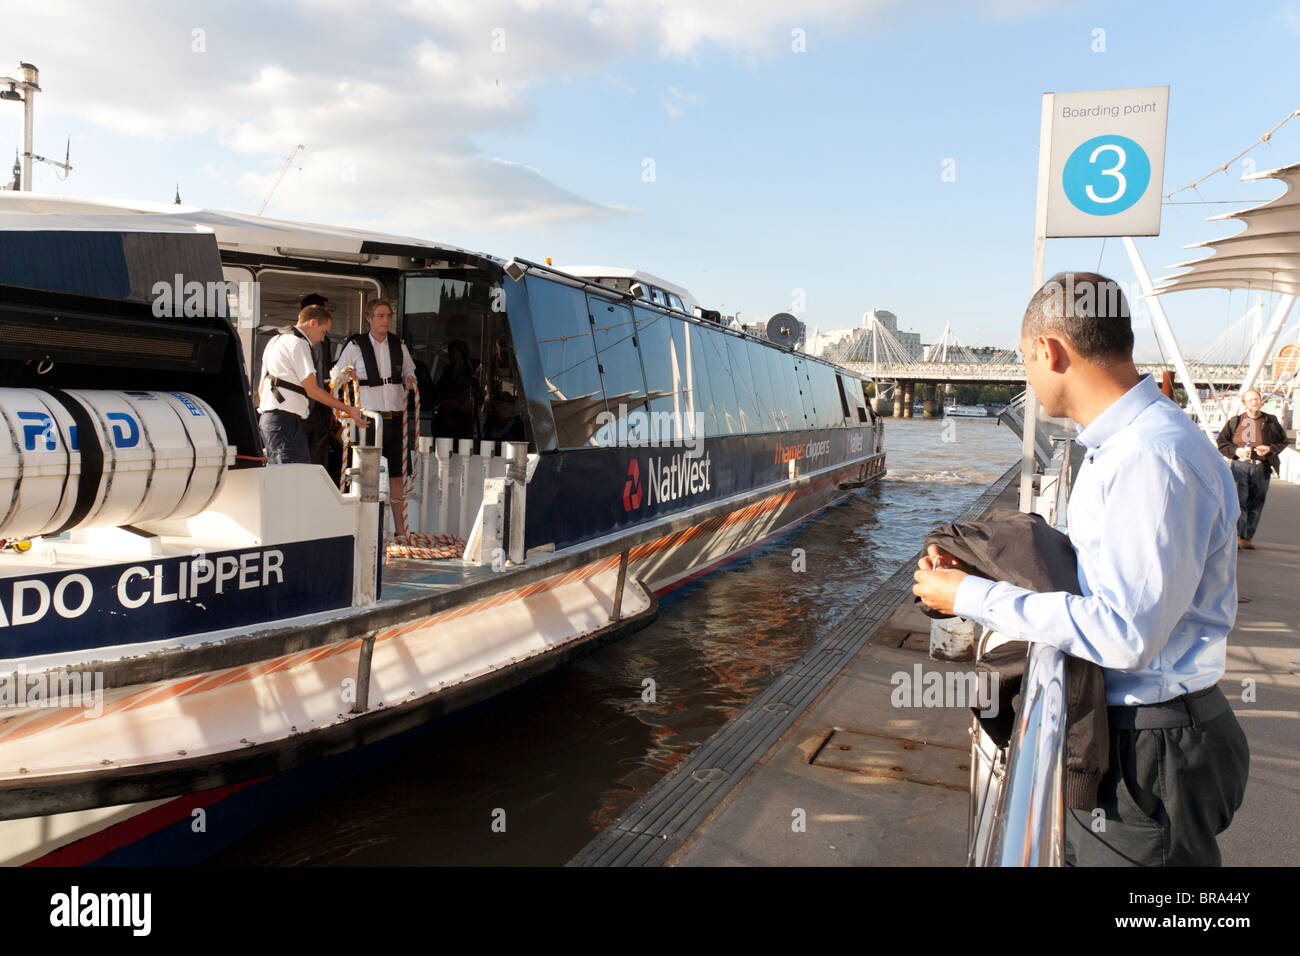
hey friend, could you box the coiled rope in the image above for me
[336,371,463,561]
[387,379,464,561]
[385,531,466,561]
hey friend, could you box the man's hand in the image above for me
[1235,446,1251,460]
[344,405,366,427]
[1255,444,1271,456]
[913,565,969,616]
[913,545,973,616]
[922,543,964,570]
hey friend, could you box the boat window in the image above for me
[814,365,842,427]
[790,358,811,429]
[847,378,870,423]
[835,374,852,421]
[634,307,682,442]
[668,294,686,313]
[694,325,740,435]
[402,272,509,441]
[680,320,718,437]
[779,352,807,431]
[807,364,829,428]
[588,295,647,445]
[594,276,632,294]
[524,276,608,447]
[724,335,761,433]
[743,339,778,432]
[248,269,381,395]
[763,347,795,430]
[650,287,668,307]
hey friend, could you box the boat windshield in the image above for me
[401,271,527,445]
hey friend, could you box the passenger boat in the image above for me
[943,404,992,419]
[0,194,885,864]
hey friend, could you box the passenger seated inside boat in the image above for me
[432,338,482,440]
[483,336,525,441]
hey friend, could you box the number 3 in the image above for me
[1086,144,1127,204]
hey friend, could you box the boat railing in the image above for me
[969,435,1072,866]
[997,391,1079,468]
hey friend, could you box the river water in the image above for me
[212,415,1022,865]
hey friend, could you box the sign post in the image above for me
[1022,86,1170,513]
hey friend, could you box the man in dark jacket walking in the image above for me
[1216,388,1289,549]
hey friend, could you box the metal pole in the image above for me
[1239,292,1297,394]
[1122,236,1208,423]
[610,549,629,623]
[1021,93,1053,514]
[21,81,33,191]
[351,635,375,714]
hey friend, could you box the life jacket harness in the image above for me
[350,332,405,388]
[263,326,312,403]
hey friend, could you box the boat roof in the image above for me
[557,265,697,303]
[0,194,863,377]
[0,192,491,264]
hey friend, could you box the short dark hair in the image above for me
[1022,272,1133,362]
[300,293,329,310]
[297,304,331,326]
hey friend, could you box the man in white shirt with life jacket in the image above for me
[258,304,365,464]
[331,299,417,536]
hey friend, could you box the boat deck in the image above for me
[380,556,498,600]
[571,470,1300,867]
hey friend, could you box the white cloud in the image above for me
[1,0,1028,232]
[663,85,696,118]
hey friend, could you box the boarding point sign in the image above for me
[1042,86,1170,237]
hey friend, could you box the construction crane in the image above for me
[257,144,304,216]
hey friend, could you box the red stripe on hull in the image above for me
[24,778,267,867]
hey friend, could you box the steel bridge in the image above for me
[842,360,1250,386]
[840,360,1250,418]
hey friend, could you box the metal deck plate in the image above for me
[810,730,969,791]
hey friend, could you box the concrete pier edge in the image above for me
[567,462,1022,867]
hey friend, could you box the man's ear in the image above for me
[1042,336,1069,373]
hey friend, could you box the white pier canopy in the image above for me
[1155,163,1300,393]
[1156,163,1300,298]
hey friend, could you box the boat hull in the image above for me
[1,453,884,865]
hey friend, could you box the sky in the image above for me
[3,0,1300,361]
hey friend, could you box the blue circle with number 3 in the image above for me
[1062,135,1151,216]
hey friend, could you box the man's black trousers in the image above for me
[1065,685,1249,866]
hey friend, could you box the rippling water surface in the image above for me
[212,416,1022,865]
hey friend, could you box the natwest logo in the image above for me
[625,452,712,512]
[647,451,711,506]
[623,459,643,511]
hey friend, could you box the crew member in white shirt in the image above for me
[331,299,417,536]
[258,305,364,464]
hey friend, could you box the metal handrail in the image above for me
[973,436,1072,866]
[986,641,1067,865]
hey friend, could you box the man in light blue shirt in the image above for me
[914,272,1249,866]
